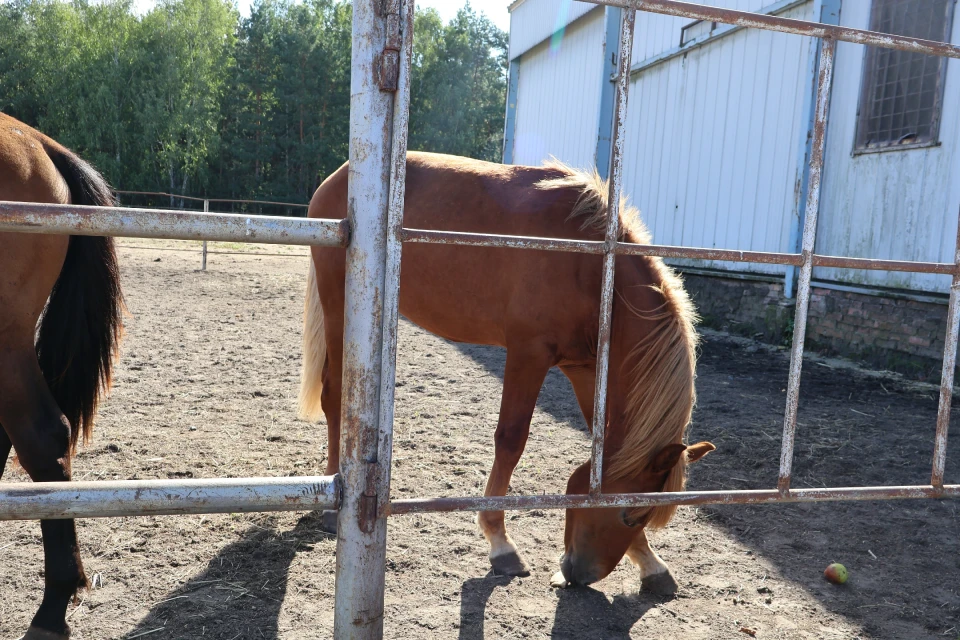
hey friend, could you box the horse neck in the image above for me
[603,255,697,479]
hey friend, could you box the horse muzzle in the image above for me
[560,553,600,587]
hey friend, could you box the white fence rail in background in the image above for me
[114,191,312,270]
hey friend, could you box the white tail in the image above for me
[298,261,327,421]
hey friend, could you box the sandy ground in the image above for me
[1,240,958,640]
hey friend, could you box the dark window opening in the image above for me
[855,0,955,152]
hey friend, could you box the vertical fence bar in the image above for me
[333,0,399,636]
[589,7,636,496]
[377,0,415,523]
[201,199,209,270]
[778,38,836,493]
[932,206,960,488]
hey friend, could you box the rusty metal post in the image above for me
[589,7,636,496]
[778,38,836,493]
[932,206,960,488]
[333,0,404,637]
[202,199,209,270]
[377,0,414,534]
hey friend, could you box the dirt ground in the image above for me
[1,240,959,640]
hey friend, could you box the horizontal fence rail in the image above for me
[596,0,960,59]
[402,228,960,275]
[0,476,340,520]
[388,484,960,515]
[0,201,348,247]
[115,190,310,209]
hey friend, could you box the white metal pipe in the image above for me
[0,476,339,520]
[0,201,348,247]
[778,38,836,493]
[377,0,415,517]
[334,0,400,637]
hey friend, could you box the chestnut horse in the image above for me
[0,113,123,640]
[300,151,714,591]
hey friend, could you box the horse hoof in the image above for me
[490,551,531,577]
[319,509,338,534]
[641,570,679,595]
[23,626,70,640]
[550,571,570,589]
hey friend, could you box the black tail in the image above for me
[35,142,124,453]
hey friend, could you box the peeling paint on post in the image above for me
[932,206,960,488]
[0,476,339,520]
[333,0,404,637]
[778,38,836,494]
[590,7,636,496]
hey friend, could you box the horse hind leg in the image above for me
[0,351,87,639]
[477,344,553,577]
[316,312,344,534]
[627,529,678,595]
[0,427,11,479]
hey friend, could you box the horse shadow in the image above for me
[457,574,658,640]
[453,332,960,637]
[121,511,333,640]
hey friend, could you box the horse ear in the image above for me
[686,441,716,464]
[651,443,688,473]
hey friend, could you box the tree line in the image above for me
[0,0,507,210]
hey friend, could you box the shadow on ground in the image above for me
[452,331,960,639]
[456,574,659,640]
[123,512,332,640]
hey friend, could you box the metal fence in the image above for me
[1,0,960,638]
[114,191,310,269]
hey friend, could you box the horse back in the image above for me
[308,152,658,362]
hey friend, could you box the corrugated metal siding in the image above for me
[621,1,814,274]
[632,0,776,63]
[813,2,960,294]
[511,7,605,169]
[509,0,597,60]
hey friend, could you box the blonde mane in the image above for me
[535,159,700,529]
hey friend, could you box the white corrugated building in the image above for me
[504,0,960,372]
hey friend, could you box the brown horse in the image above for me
[0,113,124,640]
[300,151,714,592]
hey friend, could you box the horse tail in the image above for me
[534,159,698,530]
[35,142,124,453]
[298,260,327,421]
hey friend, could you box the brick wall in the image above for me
[681,271,950,379]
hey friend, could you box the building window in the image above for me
[855,0,956,152]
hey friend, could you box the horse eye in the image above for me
[620,508,641,528]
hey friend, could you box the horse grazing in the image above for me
[300,151,714,592]
[0,113,124,639]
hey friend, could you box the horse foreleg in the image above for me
[477,345,552,577]
[0,356,86,640]
[626,529,678,595]
[559,363,596,429]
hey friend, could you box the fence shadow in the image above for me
[122,511,332,640]
[451,331,960,637]
[456,573,513,640]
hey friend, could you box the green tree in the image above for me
[0,0,508,207]
[410,4,508,161]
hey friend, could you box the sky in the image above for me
[129,0,512,31]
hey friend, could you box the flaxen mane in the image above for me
[535,160,699,529]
